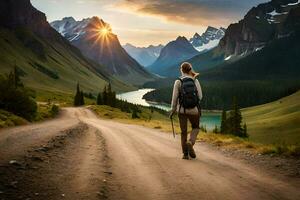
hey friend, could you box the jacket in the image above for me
[170,73,203,115]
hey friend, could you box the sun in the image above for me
[99,27,110,36]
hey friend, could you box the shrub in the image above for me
[131,110,139,119]
[0,74,37,121]
[50,105,59,117]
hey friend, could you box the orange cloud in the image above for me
[115,0,266,27]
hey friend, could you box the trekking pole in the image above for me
[170,116,176,138]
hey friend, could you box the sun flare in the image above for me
[99,27,110,37]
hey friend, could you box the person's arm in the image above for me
[170,80,180,114]
[195,79,203,101]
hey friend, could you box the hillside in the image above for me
[160,47,225,77]
[143,0,300,109]
[0,0,133,95]
[201,31,300,81]
[154,0,300,78]
[51,17,156,85]
[242,91,300,145]
[220,0,300,56]
[148,36,199,75]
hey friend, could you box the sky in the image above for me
[31,0,268,47]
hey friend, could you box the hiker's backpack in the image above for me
[178,77,199,110]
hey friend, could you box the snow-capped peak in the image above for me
[281,0,300,7]
[190,26,226,52]
[50,17,110,42]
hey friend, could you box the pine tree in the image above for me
[243,123,248,138]
[8,65,23,88]
[107,83,112,94]
[220,108,227,134]
[131,109,139,119]
[106,83,113,106]
[13,65,23,88]
[97,92,103,105]
[74,83,81,106]
[111,91,116,107]
[74,83,85,106]
[213,125,219,133]
[102,86,107,105]
[229,97,243,137]
[80,91,85,105]
[204,125,207,133]
[8,71,14,87]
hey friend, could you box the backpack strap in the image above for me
[177,78,183,114]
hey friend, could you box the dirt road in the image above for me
[0,108,299,200]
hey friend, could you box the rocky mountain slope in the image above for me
[123,43,164,67]
[190,26,225,52]
[0,0,132,94]
[51,17,155,85]
[220,0,300,56]
[157,0,300,77]
[142,0,300,111]
[148,36,199,75]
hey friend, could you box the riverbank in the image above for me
[116,88,221,130]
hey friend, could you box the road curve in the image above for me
[0,107,299,200]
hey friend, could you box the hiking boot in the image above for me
[187,142,196,159]
[182,154,189,160]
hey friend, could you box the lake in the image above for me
[117,89,221,130]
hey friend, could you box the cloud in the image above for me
[115,0,267,27]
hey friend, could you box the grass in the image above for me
[0,27,134,96]
[89,105,182,133]
[242,91,300,146]
[0,109,28,128]
[35,104,60,121]
[198,133,300,157]
[0,104,60,129]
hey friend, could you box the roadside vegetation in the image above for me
[0,109,28,128]
[0,67,60,128]
[89,83,175,131]
[198,133,300,157]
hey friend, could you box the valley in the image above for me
[0,0,300,199]
[51,17,156,86]
[117,88,221,130]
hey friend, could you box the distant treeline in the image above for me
[143,80,300,110]
[96,83,167,118]
[74,82,167,118]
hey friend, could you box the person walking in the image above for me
[169,62,203,160]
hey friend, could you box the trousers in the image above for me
[178,113,200,154]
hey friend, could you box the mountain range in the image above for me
[189,26,226,52]
[145,26,225,76]
[0,0,132,94]
[143,0,300,110]
[51,17,155,85]
[123,43,164,67]
[220,0,300,56]
[122,26,225,69]
[151,0,300,77]
[148,36,199,75]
